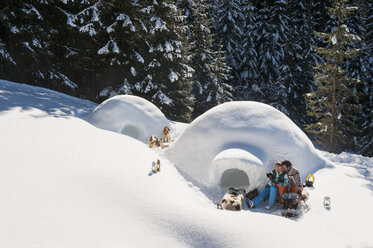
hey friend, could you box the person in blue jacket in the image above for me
[246,162,289,209]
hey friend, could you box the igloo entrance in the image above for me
[121,124,143,140]
[220,168,250,187]
[209,149,267,190]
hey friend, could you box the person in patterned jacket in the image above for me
[281,160,303,195]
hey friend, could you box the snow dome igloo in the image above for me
[86,95,169,143]
[167,101,326,191]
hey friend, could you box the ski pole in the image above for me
[299,192,310,211]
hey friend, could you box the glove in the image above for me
[297,189,302,195]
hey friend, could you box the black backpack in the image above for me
[245,188,259,200]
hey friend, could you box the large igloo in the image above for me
[167,101,327,191]
[86,95,169,143]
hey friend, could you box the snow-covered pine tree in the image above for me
[95,0,142,100]
[0,0,78,93]
[209,42,233,107]
[305,0,362,153]
[360,0,373,156]
[254,0,291,115]
[235,0,258,100]
[178,0,231,119]
[0,19,16,77]
[342,0,370,153]
[55,0,107,99]
[279,0,320,126]
[132,0,194,122]
[310,0,333,33]
[212,0,246,91]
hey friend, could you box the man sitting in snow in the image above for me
[281,160,302,195]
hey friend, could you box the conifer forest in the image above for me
[0,0,372,156]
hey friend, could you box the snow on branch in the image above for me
[148,59,160,68]
[99,86,116,97]
[150,17,168,34]
[117,13,135,31]
[98,40,120,54]
[118,79,133,94]
[10,26,20,34]
[134,52,144,63]
[48,71,78,89]
[22,4,43,20]
[153,90,173,105]
[58,1,103,28]
[0,43,16,65]
[79,23,97,36]
[164,41,174,52]
[168,70,178,82]
[22,42,34,52]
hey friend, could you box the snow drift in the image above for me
[86,95,170,143]
[168,101,327,190]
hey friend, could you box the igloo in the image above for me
[86,95,169,143]
[167,101,326,191]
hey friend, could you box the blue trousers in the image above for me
[252,186,278,207]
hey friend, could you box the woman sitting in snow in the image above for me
[246,162,288,209]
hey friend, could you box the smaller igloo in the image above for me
[209,149,267,191]
[86,95,169,143]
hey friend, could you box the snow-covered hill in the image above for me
[0,80,372,248]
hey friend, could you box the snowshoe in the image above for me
[281,210,298,218]
[245,198,255,209]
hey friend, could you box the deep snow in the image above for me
[0,80,372,248]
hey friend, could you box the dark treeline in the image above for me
[0,0,372,156]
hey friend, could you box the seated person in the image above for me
[281,160,302,195]
[246,162,288,209]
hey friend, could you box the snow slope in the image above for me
[0,79,95,117]
[0,80,372,248]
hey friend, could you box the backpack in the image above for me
[245,188,259,200]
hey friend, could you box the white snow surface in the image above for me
[168,101,327,190]
[0,79,95,117]
[0,80,372,248]
[86,95,170,143]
